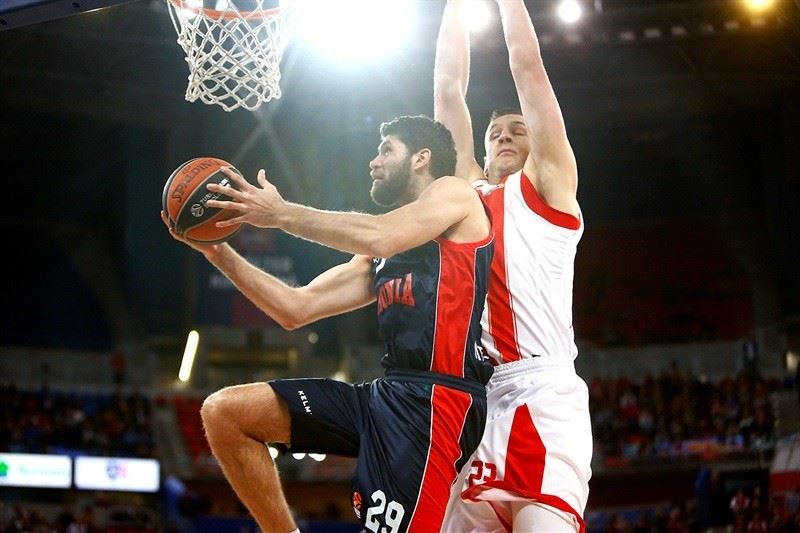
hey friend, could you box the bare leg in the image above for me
[201,383,296,533]
[512,501,578,533]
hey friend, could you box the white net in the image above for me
[166,0,291,112]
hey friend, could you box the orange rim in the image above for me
[168,0,281,21]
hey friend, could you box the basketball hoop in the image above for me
[166,0,293,112]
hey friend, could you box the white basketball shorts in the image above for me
[441,358,593,532]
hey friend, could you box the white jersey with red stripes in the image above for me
[439,171,591,533]
[476,170,583,366]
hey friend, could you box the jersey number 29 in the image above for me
[364,490,405,533]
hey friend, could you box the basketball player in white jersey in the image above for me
[435,1,592,531]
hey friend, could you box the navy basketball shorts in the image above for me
[269,369,487,533]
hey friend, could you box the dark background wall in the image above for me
[0,0,798,354]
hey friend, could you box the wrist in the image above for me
[275,201,298,229]
[202,243,227,261]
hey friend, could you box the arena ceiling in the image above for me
[1,0,798,349]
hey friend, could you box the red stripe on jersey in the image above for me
[407,385,472,533]
[430,239,480,376]
[482,186,522,363]
[519,172,581,230]
[461,404,586,532]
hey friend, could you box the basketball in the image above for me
[162,157,250,244]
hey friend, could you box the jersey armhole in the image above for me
[519,173,581,231]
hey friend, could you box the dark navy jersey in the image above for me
[372,230,494,385]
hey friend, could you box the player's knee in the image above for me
[201,383,289,443]
[200,387,237,436]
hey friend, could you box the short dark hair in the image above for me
[379,115,457,178]
[489,107,523,123]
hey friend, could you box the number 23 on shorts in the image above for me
[467,460,497,486]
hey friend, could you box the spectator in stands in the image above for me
[747,509,768,532]
[730,488,751,524]
[111,351,126,386]
[0,384,153,458]
[784,485,800,517]
[665,502,689,531]
[586,367,779,463]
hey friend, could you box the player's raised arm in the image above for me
[434,0,485,182]
[208,171,485,259]
[497,0,579,212]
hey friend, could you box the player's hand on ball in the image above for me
[161,210,222,256]
[206,168,286,229]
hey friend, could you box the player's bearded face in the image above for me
[370,147,413,207]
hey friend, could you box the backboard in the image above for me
[0,0,138,30]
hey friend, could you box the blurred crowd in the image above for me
[0,385,154,458]
[596,484,800,532]
[0,502,155,533]
[590,363,780,464]
[724,485,800,533]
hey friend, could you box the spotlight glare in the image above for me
[724,20,741,31]
[644,27,662,39]
[179,0,201,19]
[308,453,326,462]
[557,0,582,24]
[292,453,306,460]
[743,0,775,13]
[671,25,688,37]
[459,0,491,33]
[296,0,417,61]
[178,330,199,383]
[268,446,279,460]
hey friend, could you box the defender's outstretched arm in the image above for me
[434,0,485,182]
[497,0,579,215]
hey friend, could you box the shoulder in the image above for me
[472,178,503,197]
[422,175,480,200]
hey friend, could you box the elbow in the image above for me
[362,219,398,259]
[368,239,393,260]
[366,233,398,260]
[280,320,303,332]
[434,77,465,102]
[269,311,304,332]
[265,291,310,331]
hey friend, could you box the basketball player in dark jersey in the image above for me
[162,115,493,533]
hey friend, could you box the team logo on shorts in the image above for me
[351,490,362,519]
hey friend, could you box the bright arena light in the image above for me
[459,0,492,33]
[743,0,775,13]
[308,453,326,462]
[268,446,279,460]
[178,330,199,383]
[294,0,417,61]
[292,453,306,460]
[557,0,583,24]
[179,0,201,19]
